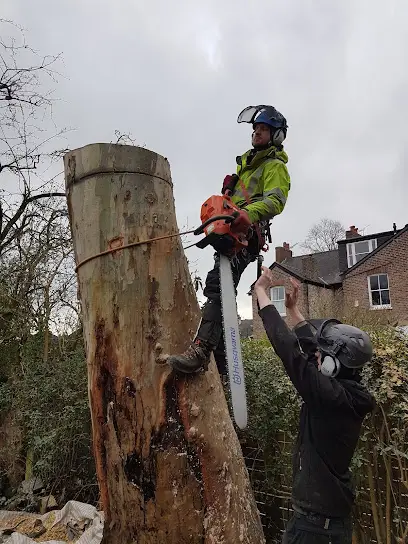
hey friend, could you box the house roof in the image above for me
[342,224,408,275]
[337,228,399,245]
[280,249,341,286]
[249,249,341,291]
[249,223,408,293]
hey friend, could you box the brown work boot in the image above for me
[168,339,212,374]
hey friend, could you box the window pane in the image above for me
[273,299,286,315]
[270,287,276,302]
[370,276,379,290]
[371,291,381,306]
[380,290,390,305]
[272,286,285,301]
[379,274,389,289]
[356,253,365,262]
[271,287,278,301]
[354,241,369,253]
[346,245,355,266]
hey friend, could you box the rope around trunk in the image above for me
[75,228,198,272]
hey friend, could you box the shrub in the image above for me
[242,327,408,543]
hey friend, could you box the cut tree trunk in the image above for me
[64,144,265,544]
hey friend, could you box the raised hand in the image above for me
[285,277,301,310]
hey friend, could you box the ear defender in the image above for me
[320,355,340,378]
[272,128,286,146]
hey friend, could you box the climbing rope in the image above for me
[75,228,199,272]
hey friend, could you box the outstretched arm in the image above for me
[253,268,347,410]
[255,272,317,358]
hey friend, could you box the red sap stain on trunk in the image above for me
[91,317,119,515]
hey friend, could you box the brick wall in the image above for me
[342,229,408,325]
[307,284,344,320]
[251,267,342,338]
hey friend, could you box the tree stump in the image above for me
[64,143,265,544]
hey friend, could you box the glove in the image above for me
[230,208,251,236]
[221,174,239,195]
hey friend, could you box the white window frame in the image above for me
[347,238,377,267]
[270,286,286,316]
[368,274,392,310]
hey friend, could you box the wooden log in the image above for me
[64,143,265,544]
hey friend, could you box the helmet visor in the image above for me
[237,105,270,124]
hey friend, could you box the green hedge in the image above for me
[0,323,407,543]
[242,327,408,543]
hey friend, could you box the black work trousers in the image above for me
[282,512,352,544]
[196,235,260,375]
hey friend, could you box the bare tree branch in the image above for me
[0,191,65,252]
[0,21,77,341]
[302,218,346,253]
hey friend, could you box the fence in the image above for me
[240,435,408,544]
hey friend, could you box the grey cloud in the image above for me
[2,0,407,318]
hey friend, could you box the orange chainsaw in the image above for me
[193,194,251,256]
[193,193,251,430]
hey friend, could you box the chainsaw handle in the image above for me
[194,212,239,236]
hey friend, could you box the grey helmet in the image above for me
[315,319,373,369]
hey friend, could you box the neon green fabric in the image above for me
[232,145,290,223]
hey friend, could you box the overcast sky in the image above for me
[3,0,407,318]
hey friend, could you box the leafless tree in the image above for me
[302,218,345,253]
[0,19,68,257]
[0,202,76,338]
[0,19,81,344]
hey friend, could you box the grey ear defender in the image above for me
[320,355,340,378]
[272,128,286,146]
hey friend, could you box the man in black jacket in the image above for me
[254,267,375,544]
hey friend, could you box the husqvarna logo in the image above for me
[230,327,242,384]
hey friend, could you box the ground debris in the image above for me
[0,500,103,543]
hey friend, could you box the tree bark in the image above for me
[64,143,265,544]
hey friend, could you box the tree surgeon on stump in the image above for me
[254,268,375,544]
[168,104,291,375]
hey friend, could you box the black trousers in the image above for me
[196,236,260,375]
[282,512,352,544]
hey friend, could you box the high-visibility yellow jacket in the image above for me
[232,145,290,223]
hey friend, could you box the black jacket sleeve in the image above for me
[293,321,319,362]
[258,305,354,412]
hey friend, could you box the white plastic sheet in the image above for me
[0,500,104,544]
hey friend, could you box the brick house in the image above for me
[251,224,408,338]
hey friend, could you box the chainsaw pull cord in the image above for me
[75,228,197,272]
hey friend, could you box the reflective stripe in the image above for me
[238,181,287,220]
[264,186,287,205]
[234,155,288,221]
[257,197,278,219]
[234,160,275,201]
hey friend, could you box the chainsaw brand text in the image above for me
[229,326,242,384]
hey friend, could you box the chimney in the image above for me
[346,225,360,240]
[275,242,292,263]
